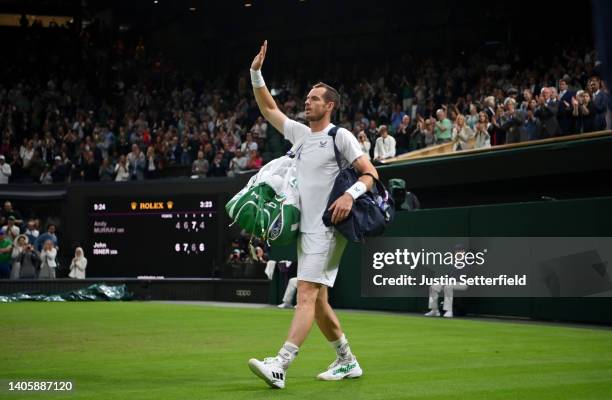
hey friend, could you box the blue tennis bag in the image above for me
[322,127,394,243]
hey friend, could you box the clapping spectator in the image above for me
[434,109,452,144]
[227,149,248,177]
[0,230,13,279]
[191,150,210,178]
[38,240,57,279]
[68,247,87,279]
[474,112,492,149]
[451,114,475,151]
[373,125,396,161]
[127,144,145,180]
[247,150,263,170]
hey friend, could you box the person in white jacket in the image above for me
[373,125,396,161]
[0,155,11,184]
[38,240,58,279]
[69,247,87,279]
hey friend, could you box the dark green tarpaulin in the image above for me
[0,283,133,302]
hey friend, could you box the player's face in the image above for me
[304,87,332,122]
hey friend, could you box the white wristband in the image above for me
[346,181,367,200]
[250,69,266,88]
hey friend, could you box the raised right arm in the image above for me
[250,40,287,134]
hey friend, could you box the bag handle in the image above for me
[328,128,388,199]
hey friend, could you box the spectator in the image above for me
[466,104,479,130]
[0,230,13,279]
[373,125,396,161]
[241,132,258,153]
[68,247,87,279]
[99,158,114,181]
[144,146,162,179]
[35,224,58,252]
[500,99,525,143]
[39,164,52,183]
[535,87,561,138]
[522,104,543,141]
[209,152,228,177]
[395,115,412,155]
[356,132,371,160]
[557,78,575,135]
[38,239,58,279]
[1,201,23,226]
[10,234,28,279]
[24,219,39,244]
[474,113,492,149]
[390,104,406,132]
[114,155,130,182]
[191,150,210,178]
[227,149,248,177]
[17,242,39,279]
[0,155,12,184]
[434,109,452,144]
[246,150,263,170]
[590,76,610,131]
[82,152,100,181]
[451,114,475,151]
[127,144,145,180]
[51,156,69,183]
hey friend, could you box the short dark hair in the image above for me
[312,82,341,113]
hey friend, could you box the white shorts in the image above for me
[297,229,347,287]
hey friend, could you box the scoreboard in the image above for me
[86,195,220,277]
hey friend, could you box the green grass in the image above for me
[1,302,611,400]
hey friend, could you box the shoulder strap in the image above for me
[327,126,343,169]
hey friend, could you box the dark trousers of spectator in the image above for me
[0,261,11,279]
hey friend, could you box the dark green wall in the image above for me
[271,196,612,324]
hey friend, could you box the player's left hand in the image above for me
[328,193,354,224]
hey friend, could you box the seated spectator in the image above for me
[191,150,210,178]
[0,155,12,184]
[434,109,452,144]
[0,229,13,279]
[38,240,57,279]
[451,114,475,151]
[68,247,87,279]
[373,125,396,161]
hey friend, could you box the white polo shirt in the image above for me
[283,119,363,233]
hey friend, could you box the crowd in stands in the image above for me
[0,19,610,184]
[0,200,84,280]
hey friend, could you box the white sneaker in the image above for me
[424,310,440,317]
[248,357,286,389]
[443,310,453,318]
[317,356,363,380]
[277,303,293,309]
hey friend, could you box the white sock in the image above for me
[330,334,353,360]
[277,341,299,370]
